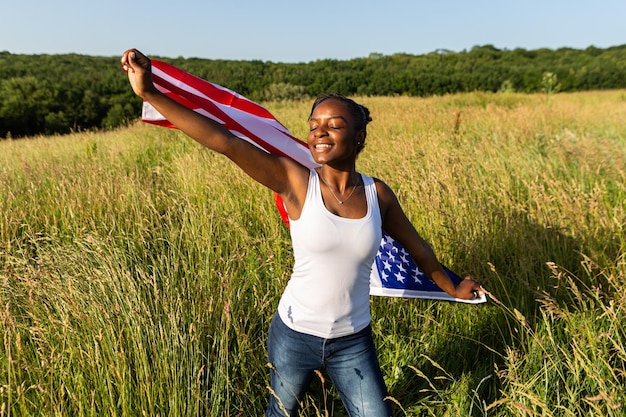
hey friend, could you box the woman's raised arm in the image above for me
[121,48,307,198]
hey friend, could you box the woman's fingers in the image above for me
[121,49,147,73]
[461,275,484,300]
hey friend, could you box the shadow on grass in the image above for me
[386,207,599,415]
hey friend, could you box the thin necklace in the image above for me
[319,168,360,205]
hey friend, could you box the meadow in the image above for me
[1,90,625,416]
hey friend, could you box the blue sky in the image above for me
[2,0,624,63]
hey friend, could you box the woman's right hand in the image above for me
[121,49,158,99]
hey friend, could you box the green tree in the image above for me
[260,83,308,101]
[0,76,54,137]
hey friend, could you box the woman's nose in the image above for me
[314,126,327,137]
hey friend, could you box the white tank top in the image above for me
[277,169,382,338]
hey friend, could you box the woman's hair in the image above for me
[309,93,372,154]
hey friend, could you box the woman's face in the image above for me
[307,99,364,165]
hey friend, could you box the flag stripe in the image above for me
[150,72,296,160]
[147,61,315,168]
[152,60,280,120]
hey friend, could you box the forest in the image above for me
[1,44,625,138]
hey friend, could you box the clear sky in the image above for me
[2,0,624,63]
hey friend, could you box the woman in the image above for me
[121,49,482,416]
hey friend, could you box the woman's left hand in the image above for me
[454,276,483,300]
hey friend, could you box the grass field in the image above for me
[1,90,625,416]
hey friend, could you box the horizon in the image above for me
[2,43,624,64]
[2,0,624,64]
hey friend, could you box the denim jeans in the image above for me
[266,313,392,417]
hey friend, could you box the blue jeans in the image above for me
[266,313,392,416]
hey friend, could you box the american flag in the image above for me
[138,59,485,303]
[369,233,481,302]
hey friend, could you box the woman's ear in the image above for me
[356,129,366,146]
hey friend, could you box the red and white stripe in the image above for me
[143,60,317,170]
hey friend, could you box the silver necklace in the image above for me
[319,169,360,205]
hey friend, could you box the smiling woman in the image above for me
[121,47,482,416]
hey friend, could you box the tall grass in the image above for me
[1,90,625,416]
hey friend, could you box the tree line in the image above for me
[1,44,625,138]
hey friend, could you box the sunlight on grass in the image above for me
[1,90,625,415]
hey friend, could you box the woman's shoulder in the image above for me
[370,176,391,193]
[371,177,399,209]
